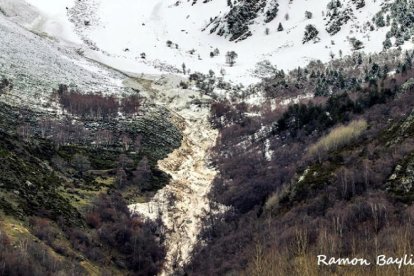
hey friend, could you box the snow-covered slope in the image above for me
[0,0,128,109]
[18,0,393,85]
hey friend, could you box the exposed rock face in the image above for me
[387,157,414,202]
[386,109,414,202]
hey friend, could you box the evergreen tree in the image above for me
[383,37,392,49]
[375,14,385,27]
[277,23,284,32]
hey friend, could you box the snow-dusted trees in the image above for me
[277,22,284,32]
[303,24,319,43]
[264,2,279,23]
[350,37,364,50]
[252,60,278,79]
[383,37,392,49]
[374,0,414,48]
[225,51,238,67]
[352,0,365,9]
[375,13,386,27]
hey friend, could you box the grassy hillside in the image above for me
[0,82,182,275]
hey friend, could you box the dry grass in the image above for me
[309,119,368,157]
[245,227,414,276]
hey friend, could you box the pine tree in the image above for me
[277,23,284,32]
[383,37,392,49]
[375,14,385,27]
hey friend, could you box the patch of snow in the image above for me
[264,139,273,161]
[0,10,127,110]
[280,93,314,106]
[58,0,390,85]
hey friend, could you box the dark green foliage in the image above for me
[276,91,378,138]
[0,130,82,226]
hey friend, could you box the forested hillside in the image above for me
[185,49,414,275]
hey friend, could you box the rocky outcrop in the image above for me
[387,156,414,202]
[386,109,414,202]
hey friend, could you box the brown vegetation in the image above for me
[55,84,142,119]
[187,51,414,275]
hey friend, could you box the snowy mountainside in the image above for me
[0,0,128,109]
[16,0,396,85]
[69,0,392,84]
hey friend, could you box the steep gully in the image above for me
[127,75,224,275]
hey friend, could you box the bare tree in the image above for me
[133,156,151,188]
[134,134,142,152]
[71,154,91,177]
[17,123,32,142]
[225,51,238,67]
[38,118,51,139]
[117,154,133,170]
[121,134,132,151]
[116,168,128,187]
[95,129,113,147]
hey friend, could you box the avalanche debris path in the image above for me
[127,75,223,275]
